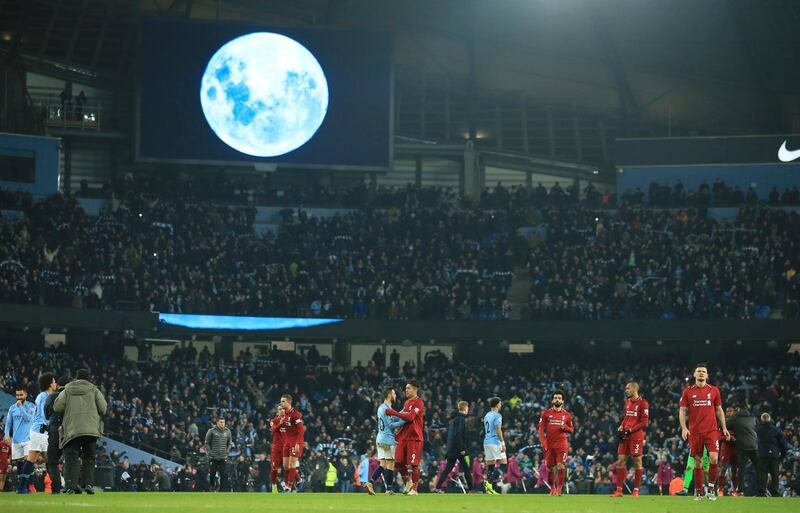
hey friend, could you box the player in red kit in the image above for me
[610,382,649,498]
[269,404,287,493]
[538,390,573,496]
[280,394,305,492]
[386,379,424,495]
[0,430,10,492]
[679,363,730,501]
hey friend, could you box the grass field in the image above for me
[0,493,797,513]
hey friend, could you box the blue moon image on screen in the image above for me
[200,33,328,157]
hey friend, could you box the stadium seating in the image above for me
[2,180,798,321]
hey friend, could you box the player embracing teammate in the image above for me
[679,363,731,501]
[386,379,425,495]
[279,394,305,493]
[269,404,287,492]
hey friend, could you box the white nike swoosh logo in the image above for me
[778,140,800,162]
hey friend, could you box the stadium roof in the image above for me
[1,0,797,135]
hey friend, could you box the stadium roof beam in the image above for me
[65,0,89,66]
[726,0,785,133]
[587,1,639,129]
[90,0,113,69]
[166,0,194,19]
[37,0,61,56]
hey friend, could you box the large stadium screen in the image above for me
[136,20,392,168]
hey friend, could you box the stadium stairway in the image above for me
[507,265,531,320]
[0,390,180,470]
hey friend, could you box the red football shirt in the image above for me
[0,441,9,465]
[719,427,735,449]
[387,396,425,441]
[270,416,285,447]
[538,408,573,449]
[679,384,722,434]
[621,396,650,435]
[282,408,305,444]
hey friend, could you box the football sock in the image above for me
[411,466,420,491]
[732,474,739,492]
[371,465,383,483]
[634,468,642,490]
[270,467,279,484]
[694,466,704,494]
[398,465,408,480]
[498,463,507,481]
[383,469,394,490]
[617,466,627,490]
[286,468,296,487]
[19,460,34,490]
[708,464,718,489]
[558,468,565,491]
[487,464,496,483]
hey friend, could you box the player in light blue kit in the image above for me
[4,386,35,493]
[25,373,57,489]
[365,387,406,495]
[483,397,507,495]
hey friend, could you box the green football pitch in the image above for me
[0,493,797,513]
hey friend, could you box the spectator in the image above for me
[654,451,673,495]
[152,464,172,491]
[336,456,355,493]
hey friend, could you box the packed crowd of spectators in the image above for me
[3,176,799,321]
[1,343,798,495]
[1,185,523,320]
[524,205,800,320]
[621,179,800,208]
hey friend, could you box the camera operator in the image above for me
[53,368,107,494]
[44,375,72,494]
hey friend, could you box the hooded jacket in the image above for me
[53,379,107,449]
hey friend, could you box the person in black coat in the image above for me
[756,413,788,497]
[433,401,473,492]
[335,456,355,493]
[728,406,759,494]
[44,375,72,494]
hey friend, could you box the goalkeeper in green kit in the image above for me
[676,448,710,495]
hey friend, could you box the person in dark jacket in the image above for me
[336,456,355,493]
[204,417,232,492]
[53,368,107,494]
[44,375,71,494]
[728,406,759,495]
[152,464,172,491]
[756,413,788,497]
[433,401,474,492]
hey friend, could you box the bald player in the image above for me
[611,382,650,497]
